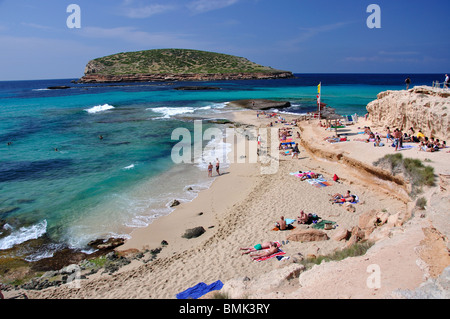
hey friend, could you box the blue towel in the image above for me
[285,218,295,225]
[176,280,224,299]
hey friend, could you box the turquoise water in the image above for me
[0,74,439,260]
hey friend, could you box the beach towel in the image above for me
[307,178,331,187]
[272,225,296,231]
[312,220,336,230]
[285,218,295,224]
[176,280,224,299]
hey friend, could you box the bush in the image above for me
[415,197,427,210]
[299,241,374,270]
[373,153,435,195]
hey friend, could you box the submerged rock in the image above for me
[227,99,291,110]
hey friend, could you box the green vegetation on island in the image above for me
[85,48,289,75]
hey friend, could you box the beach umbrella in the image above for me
[322,113,344,134]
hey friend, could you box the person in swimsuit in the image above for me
[215,158,220,176]
[240,241,275,255]
[249,242,280,260]
[208,162,213,177]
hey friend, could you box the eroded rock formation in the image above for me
[366,86,450,141]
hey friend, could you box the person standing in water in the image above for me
[215,158,220,176]
[208,162,213,177]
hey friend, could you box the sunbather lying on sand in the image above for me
[332,195,357,204]
[300,172,319,180]
[329,190,351,201]
[249,242,280,260]
[240,241,276,255]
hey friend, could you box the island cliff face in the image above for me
[366,86,450,141]
[78,49,294,83]
[79,71,294,83]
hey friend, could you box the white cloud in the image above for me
[378,51,420,56]
[293,22,351,44]
[21,22,52,30]
[187,0,239,14]
[344,55,421,64]
[121,3,176,19]
[80,26,207,49]
[277,21,353,52]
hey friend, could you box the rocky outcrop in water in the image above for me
[366,86,450,141]
[227,99,291,110]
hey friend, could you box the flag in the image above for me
[317,83,321,94]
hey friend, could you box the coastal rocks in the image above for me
[47,86,70,90]
[391,266,450,299]
[227,99,291,110]
[220,264,305,299]
[78,72,294,83]
[182,226,206,239]
[332,228,351,241]
[88,237,125,250]
[170,199,181,207]
[366,86,450,141]
[286,229,329,242]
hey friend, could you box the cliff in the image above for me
[366,86,450,141]
[78,49,294,83]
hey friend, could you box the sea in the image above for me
[0,73,441,262]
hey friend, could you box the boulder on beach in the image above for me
[286,229,329,242]
[182,226,206,239]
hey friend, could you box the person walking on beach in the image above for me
[215,158,220,176]
[208,162,213,177]
[292,143,300,159]
[405,77,411,90]
[393,129,402,151]
[445,74,449,88]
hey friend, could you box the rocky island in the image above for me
[78,49,294,83]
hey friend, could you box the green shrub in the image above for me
[415,197,427,210]
[299,241,374,270]
[373,153,435,195]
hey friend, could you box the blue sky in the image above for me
[0,0,449,80]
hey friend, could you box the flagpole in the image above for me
[317,82,321,119]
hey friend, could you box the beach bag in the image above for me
[333,174,339,182]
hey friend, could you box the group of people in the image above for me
[207,158,220,177]
[358,126,447,153]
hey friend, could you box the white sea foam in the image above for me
[123,164,136,170]
[149,103,227,119]
[150,106,196,119]
[85,104,115,114]
[0,220,47,250]
[196,136,232,171]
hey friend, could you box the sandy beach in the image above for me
[15,107,449,299]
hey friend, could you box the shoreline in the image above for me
[4,106,449,299]
[116,109,263,257]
